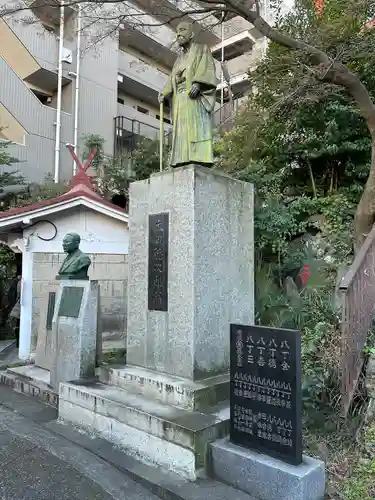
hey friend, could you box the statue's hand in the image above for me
[158,93,165,103]
[188,83,200,98]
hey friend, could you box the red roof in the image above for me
[0,170,127,221]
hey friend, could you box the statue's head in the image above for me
[176,22,194,47]
[62,232,80,254]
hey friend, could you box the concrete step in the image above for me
[0,365,58,407]
[97,364,229,411]
[59,379,229,479]
[46,418,258,500]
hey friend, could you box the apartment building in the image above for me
[0,0,272,184]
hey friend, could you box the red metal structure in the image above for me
[315,0,324,16]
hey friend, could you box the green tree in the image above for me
[225,0,375,248]
[131,138,169,180]
[0,138,25,183]
[80,134,170,204]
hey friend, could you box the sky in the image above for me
[283,0,295,9]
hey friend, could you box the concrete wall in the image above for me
[31,252,128,350]
[0,0,118,182]
[0,56,73,182]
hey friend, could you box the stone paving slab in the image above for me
[0,384,257,500]
[0,384,58,423]
[0,386,160,500]
[0,432,114,500]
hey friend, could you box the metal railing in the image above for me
[339,225,375,415]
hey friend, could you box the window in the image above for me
[136,105,149,115]
[117,97,125,105]
[31,89,52,105]
[156,114,171,124]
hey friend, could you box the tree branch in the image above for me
[217,0,331,66]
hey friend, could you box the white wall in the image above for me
[5,205,129,359]
[23,206,129,255]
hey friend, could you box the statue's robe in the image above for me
[58,249,91,279]
[162,42,218,167]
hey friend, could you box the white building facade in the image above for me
[0,0,275,184]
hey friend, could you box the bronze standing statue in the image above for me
[159,22,218,168]
[57,232,91,280]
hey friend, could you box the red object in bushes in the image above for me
[298,264,310,287]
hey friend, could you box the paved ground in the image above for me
[0,385,160,500]
[0,378,257,500]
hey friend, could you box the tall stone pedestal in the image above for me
[58,166,254,479]
[51,280,99,391]
[128,165,254,380]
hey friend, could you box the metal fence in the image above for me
[339,225,375,415]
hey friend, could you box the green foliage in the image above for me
[341,423,375,500]
[80,134,170,199]
[213,0,375,425]
[0,245,18,279]
[131,138,169,180]
[11,175,69,209]
[255,263,341,419]
[0,138,16,168]
[80,134,130,198]
[81,134,105,170]
[0,133,27,195]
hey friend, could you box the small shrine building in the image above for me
[0,157,129,360]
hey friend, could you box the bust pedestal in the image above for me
[50,279,99,392]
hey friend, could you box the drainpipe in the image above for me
[220,11,225,111]
[54,0,64,183]
[263,0,269,52]
[73,4,81,175]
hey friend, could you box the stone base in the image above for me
[97,364,229,411]
[209,438,325,500]
[0,365,58,407]
[50,280,99,391]
[58,379,229,480]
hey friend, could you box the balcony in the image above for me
[211,31,256,62]
[119,4,178,70]
[114,103,172,156]
[0,103,27,145]
[217,72,250,99]
[132,0,219,46]
[0,18,72,96]
[25,0,76,27]
[120,26,177,70]
[118,50,168,107]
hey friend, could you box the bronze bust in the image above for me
[57,232,91,280]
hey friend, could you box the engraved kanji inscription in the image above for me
[148,213,169,311]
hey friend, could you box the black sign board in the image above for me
[45,291,56,330]
[58,287,84,318]
[148,213,169,311]
[230,324,302,466]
